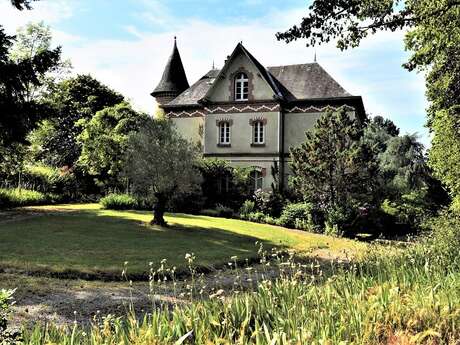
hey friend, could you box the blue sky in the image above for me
[0,0,428,145]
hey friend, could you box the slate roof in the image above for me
[267,63,351,101]
[162,43,353,107]
[151,38,190,97]
[167,69,219,106]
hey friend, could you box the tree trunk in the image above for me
[151,193,167,226]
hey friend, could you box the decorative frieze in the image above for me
[165,103,280,118]
[164,103,355,117]
[285,105,355,113]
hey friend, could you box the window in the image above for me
[235,72,249,101]
[249,170,263,192]
[253,121,264,144]
[219,121,231,145]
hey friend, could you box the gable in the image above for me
[204,45,279,103]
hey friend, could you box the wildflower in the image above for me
[210,289,225,299]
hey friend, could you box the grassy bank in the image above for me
[0,204,363,278]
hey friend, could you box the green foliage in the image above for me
[0,188,56,209]
[0,26,61,147]
[197,158,252,209]
[239,200,255,217]
[0,288,20,344]
[381,189,432,229]
[253,189,284,217]
[200,205,234,218]
[21,165,77,197]
[278,202,322,231]
[78,102,149,191]
[277,0,460,208]
[215,204,234,218]
[290,109,378,230]
[451,196,460,213]
[124,119,202,225]
[429,107,460,198]
[100,193,137,210]
[246,211,266,223]
[29,74,125,167]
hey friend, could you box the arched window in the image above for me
[219,121,231,145]
[235,72,249,101]
[253,120,264,144]
[249,170,263,192]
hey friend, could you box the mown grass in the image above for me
[0,204,363,278]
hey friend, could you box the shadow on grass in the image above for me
[0,208,287,281]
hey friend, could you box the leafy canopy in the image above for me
[28,74,125,167]
[78,102,149,190]
[124,119,202,225]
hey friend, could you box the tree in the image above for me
[276,0,460,63]
[9,22,71,103]
[429,106,460,198]
[29,75,125,167]
[124,119,202,226]
[290,108,378,228]
[277,0,460,203]
[78,102,149,191]
[379,134,427,197]
[10,0,38,10]
[0,27,61,147]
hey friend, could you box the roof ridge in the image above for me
[267,62,319,69]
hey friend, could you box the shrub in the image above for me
[100,193,137,210]
[0,188,51,209]
[239,200,255,217]
[199,205,234,218]
[278,202,323,231]
[380,191,431,229]
[199,209,220,217]
[215,204,234,218]
[247,212,266,223]
[253,189,284,217]
[19,165,77,200]
[264,215,277,225]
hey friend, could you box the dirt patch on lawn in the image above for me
[4,254,338,328]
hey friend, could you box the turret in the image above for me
[151,37,189,105]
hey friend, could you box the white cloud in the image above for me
[0,0,74,33]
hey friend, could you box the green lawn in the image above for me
[0,204,364,277]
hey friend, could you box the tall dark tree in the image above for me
[0,27,61,147]
[290,108,378,228]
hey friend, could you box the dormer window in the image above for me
[219,121,231,145]
[235,72,249,101]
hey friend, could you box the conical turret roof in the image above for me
[151,37,189,97]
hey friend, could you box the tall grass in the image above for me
[19,212,460,344]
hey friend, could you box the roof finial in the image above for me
[314,50,317,63]
[174,36,177,44]
[212,60,215,69]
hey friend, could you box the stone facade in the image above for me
[152,41,365,191]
